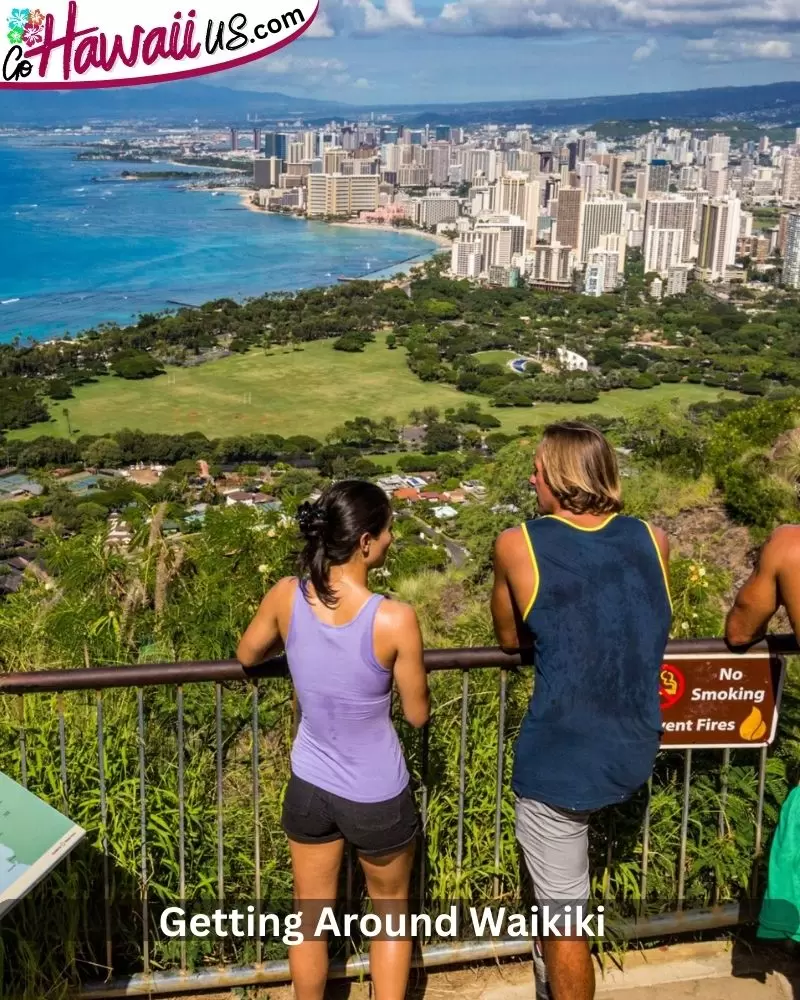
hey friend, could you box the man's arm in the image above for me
[725,527,800,648]
[491,528,534,652]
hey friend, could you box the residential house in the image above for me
[393,488,421,502]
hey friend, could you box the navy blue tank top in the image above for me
[512,513,672,812]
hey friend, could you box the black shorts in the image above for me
[281,774,419,857]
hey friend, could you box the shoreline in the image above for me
[225,187,452,248]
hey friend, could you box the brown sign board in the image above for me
[659,653,786,749]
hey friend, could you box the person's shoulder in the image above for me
[494,523,533,561]
[625,514,667,544]
[762,525,800,565]
[768,524,800,544]
[266,575,298,603]
[375,596,420,631]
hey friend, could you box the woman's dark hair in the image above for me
[296,480,392,608]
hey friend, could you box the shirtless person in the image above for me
[726,526,800,647]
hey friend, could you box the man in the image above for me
[726,526,800,647]
[491,422,672,1000]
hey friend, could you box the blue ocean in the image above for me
[0,137,436,344]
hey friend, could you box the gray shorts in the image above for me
[515,796,591,907]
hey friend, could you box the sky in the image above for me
[210,0,800,105]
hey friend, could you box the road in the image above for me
[399,511,470,569]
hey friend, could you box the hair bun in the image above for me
[297,501,328,540]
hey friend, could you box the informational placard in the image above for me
[0,771,85,917]
[659,652,786,749]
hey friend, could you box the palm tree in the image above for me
[62,407,73,437]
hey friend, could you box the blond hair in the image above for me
[538,422,622,515]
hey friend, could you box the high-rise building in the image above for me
[230,128,239,152]
[586,243,621,292]
[425,142,452,186]
[324,149,351,174]
[644,228,684,276]
[522,243,575,287]
[252,129,262,154]
[697,196,741,281]
[302,130,318,161]
[709,134,731,160]
[451,232,482,278]
[782,155,800,203]
[554,188,583,254]
[635,169,649,203]
[578,161,600,197]
[580,198,626,264]
[263,132,288,161]
[474,215,527,270]
[608,155,624,195]
[496,172,529,217]
[253,157,283,188]
[666,265,690,297]
[398,164,429,187]
[643,197,695,273]
[584,261,606,297]
[413,192,460,228]
[306,174,380,217]
[648,160,671,193]
[705,154,728,199]
[782,213,800,288]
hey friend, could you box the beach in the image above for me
[229,187,452,248]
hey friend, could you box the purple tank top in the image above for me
[286,581,410,803]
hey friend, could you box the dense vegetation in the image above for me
[1,391,799,997]
[5,259,800,439]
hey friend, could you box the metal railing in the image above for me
[0,634,796,999]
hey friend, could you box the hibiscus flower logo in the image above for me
[6,7,30,31]
[6,7,46,47]
[6,7,28,42]
[22,20,41,44]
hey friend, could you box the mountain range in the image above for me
[2,79,800,128]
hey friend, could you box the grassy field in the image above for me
[472,349,522,366]
[12,336,739,442]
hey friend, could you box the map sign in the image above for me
[659,652,786,749]
[0,771,85,917]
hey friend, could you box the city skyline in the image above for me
[206,0,800,104]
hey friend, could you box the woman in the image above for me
[237,480,430,1000]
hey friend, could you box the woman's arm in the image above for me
[236,577,294,668]
[381,601,430,728]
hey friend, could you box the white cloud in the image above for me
[685,32,794,61]
[261,55,349,75]
[632,37,657,60]
[246,55,373,91]
[306,11,336,36]
[348,0,424,32]
[431,0,800,36]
